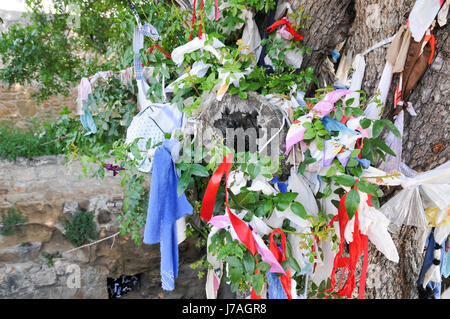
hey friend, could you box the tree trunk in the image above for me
[290,0,449,298]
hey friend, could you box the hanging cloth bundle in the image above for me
[417,228,445,299]
[143,139,193,291]
[393,29,435,114]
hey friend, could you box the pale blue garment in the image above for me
[80,101,97,136]
[143,139,193,291]
[322,116,359,136]
[267,272,287,299]
[331,49,340,63]
[443,241,450,278]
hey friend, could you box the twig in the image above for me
[62,231,120,255]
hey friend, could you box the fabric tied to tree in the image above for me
[188,0,204,41]
[200,153,263,298]
[266,17,303,42]
[268,228,292,299]
[326,191,370,299]
[143,139,193,291]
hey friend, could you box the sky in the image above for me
[0,0,54,12]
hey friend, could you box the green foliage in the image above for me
[0,208,28,236]
[64,211,98,247]
[189,256,212,280]
[0,0,164,102]
[209,229,268,295]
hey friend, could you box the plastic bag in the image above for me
[171,36,225,66]
[364,61,393,121]
[287,167,319,216]
[380,186,429,231]
[241,9,262,62]
[311,239,336,285]
[438,0,449,26]
[345,54,366,107]
[401,160,450,189]
[379,109,404,173]
[443,237,450,278]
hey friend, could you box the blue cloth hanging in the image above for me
[443,246,450,278]
[80,101,97,136]
[270,176,288,193]
[267,272,288,299]
[417,229,445,299]
[143,139,193,291]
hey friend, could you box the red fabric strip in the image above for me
[199,153,260,298]
[269,228,292,299]
[428,34,435,65]
[325,191,371,298]
[266,18,303,42]
[147,44,172,59]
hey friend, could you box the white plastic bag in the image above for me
[408,0,442,42]
[171,36,225,66]
[241,9,262,62]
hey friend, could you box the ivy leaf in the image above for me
[303,128,316,140]
[326,165,337,177]
[333,174,356,187]
[372,120,385,138]
[381,119,401,138]
[291,202,307,219]
[190,163,209,177]
[177,168,192,196]
[321,184,332,198]
[252,273,264,295]
[372,138,396,157]
[243,251,255,273]
[345,189,360,219]
[229,267,242,283]
[360,118,371,129]
[356,180,379,196]
[316,136,324,151]
[256,261,272,272]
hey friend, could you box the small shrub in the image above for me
[64,211,98,247]
[42,251,62,267]
[0,122,64,161]
[0,208,28,236]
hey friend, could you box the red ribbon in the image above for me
[200,153,260,298]
[188,0,205,41]
[266,18,303,42]
[325,191,370,299]
[147,44,172,59]
[424,33,435,65]
[269,228,292,299]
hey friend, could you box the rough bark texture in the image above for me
[291,0,356,89]
[289,0,449,298]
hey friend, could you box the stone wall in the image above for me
[0,84,78,129]
[0,155,206,299]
